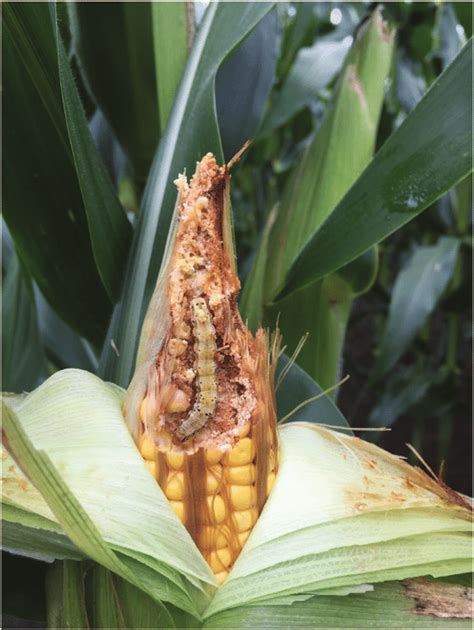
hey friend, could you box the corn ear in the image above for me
[125,153,279,582]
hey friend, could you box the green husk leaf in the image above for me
[2,370,215,617]
[203,580,472,628]
[205,423,472,615]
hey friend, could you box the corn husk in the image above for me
[2,374,472,621]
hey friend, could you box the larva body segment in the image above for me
[176,297,217,441]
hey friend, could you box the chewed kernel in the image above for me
[229,485,257,510]
[139,434,156,460]
[164,387,189,413]
[165,472,185,500]
[168,338,188,357]
[224,438,255,466]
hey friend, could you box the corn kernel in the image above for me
[144,460,156,478]
[224,464,255,485]
[215,571,228,585]
[224,438,255,466]
[206,494,226,524]
[238,530,250,547]
[209,546,232,572]
[232,508,258,532]
[205,449,224,465]
[165,472,185,500]
[206,465,223,493]
[166,452,185,470]
[169,500,185,522]
[165,387,189,413]
[139,398,147,424]
[140,434,156,460]
[238,422,251,438]
[229,485,257,510]
[267,472,276,494]
[198,526,228,550]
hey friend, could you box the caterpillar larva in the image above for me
[176,297,217,441]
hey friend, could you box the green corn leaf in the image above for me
[69,2,159,179]
[259,35,351,137]
[46,561,89,629]
[152,2,192,131]
[203,580,472,628]
[3,2,113,345]
[2,251,48,393]
[101,2,276,387]
[53,4,132,304]
[374,237,460,377]
[278,39,473,301]
[216,8,279,159]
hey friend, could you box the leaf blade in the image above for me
[278,39,473,300]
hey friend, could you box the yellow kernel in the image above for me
[215,571,228,585]
[232,508,258,532]
[267,472,276,494]
[144,460,156,479]
[169,500,185,522]
[139,398,147,424]
[205,449,224,465]
[224,464,255,485]
[238,422,251,438]
[139,434,156,460]
[198,526,228,550]
[229,485,257,510]
[165,472,185,500]
[224,438,255,466]
[206,465,223,493]
[165,388,189,413]
[206,495,226,524]
[209,546,232,572]
[166,452,185,470]
[238,530,250,547]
